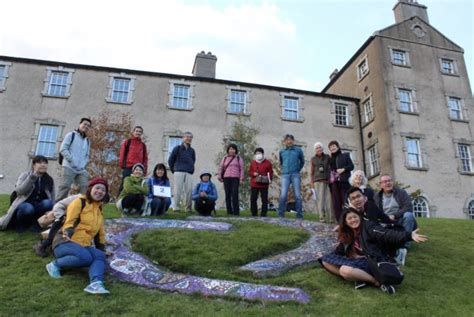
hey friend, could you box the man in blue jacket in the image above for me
[278,134,305,219]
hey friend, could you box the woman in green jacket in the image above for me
[116,163,148,214]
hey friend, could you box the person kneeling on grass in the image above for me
[319,208,427,295]
[116,163,148,215]
[192,169,218,216]
[46,177,111,295]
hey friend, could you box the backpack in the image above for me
[368,257,404,285]
[122,138,147,168]
[58,132,75,165]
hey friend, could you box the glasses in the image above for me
[380,179,392,184]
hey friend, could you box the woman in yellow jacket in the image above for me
[46,177,110,294]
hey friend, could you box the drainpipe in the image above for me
[355,100,366,174]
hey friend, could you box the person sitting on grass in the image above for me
[0,155,55,232]
[319,208,427,295]
[347,187,392,223]
[116,163,148,215]
[192,169,218,216]
[348,170,374,201]
[146,163,172,216]
[46,177,111,295]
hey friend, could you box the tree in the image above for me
[215,115,259,209]
[86,108,135,199]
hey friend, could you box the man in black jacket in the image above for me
[347,187,392,223]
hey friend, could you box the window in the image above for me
[440,58,455,74]
[168,137,182,159]
[398,89,414,112]
[106,73,135,104]
[468,200,474,220]
[391,49,408,66]
[283,96,299,120]
[367,145,379,177]
[458,144,472,173]
[357,57,369,80]
[413,197,430,218]
[104,132,120,163]
[35,125,58,158]
[362,96,374,124]
[405,138,422,168]
[448,97,463,120]
[42,66,74,98]
[229,90,247,114]
[172,84,191,109]
[335,103,349,126]
[0,61,11,91]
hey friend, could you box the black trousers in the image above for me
[118,168,133,195]
[223,177,240,215]
[122,194,145,212]
[250,187,268,217]
[194,197,215,216]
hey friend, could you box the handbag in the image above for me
[368,257,404,285]
[329,170,340,184]
[255,162,270,184]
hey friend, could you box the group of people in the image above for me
[0,117,428,295]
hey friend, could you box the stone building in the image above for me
[0,0,472,218]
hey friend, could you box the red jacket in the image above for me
[119,137,148,173]
[248,159,273,189]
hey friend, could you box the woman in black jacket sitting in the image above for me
[320,208,427,294]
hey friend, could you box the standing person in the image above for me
[349,170,374,201]
[248,147,273,217]
[46,177,111,295]
[192,170,218,216]
[0,155,55,231]
[56,118,91,201]
[147,163,172,216]
[168,132,196,213]
[328,140,354,223]
[310,142,332,222]
[217,144,244,216]
[116,163,148,214]
[118,126,148,194]
[278,134,305,219]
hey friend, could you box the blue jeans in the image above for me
[150,197,171,215]
[278,173,303,219]
[395,212,416,249]
[15,199,53,231]
[54,242,106,283]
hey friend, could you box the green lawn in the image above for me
[0,194,473,316]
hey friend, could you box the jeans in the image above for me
[150,197,171,215]
[223,177,240,215]
[395,211,416,249]
[15,199,53,231]
[54,241,106,283]
[278,173,303,219]
[250,187,268,217]
[56,167,89,201]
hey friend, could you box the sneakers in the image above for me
[33,241,49,258]
[84,281,110,295]
[46,261,61,279]
[395,248,408,266]
[380,284,396,295]
[354,281,367,289]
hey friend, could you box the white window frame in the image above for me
[458,144,473,173]
[29,119,66,159]
[439,58,458,75]
[106,73,136,105]
[362,94,374,124]
[168,80,195,111]
[395,87,418,114]
[357,55,369,81]
[42,66,75,98]
[367,144,379,177]
[467,199,474,220]
[226,86,251,115]
[405,137,423,168]
[335,103,350,126]
[447,96,467,121]
[167,136,183,160]
[35,125,59,158]
[390,48,410,67]
[280,93,304,122]
[0,61,12,92]
[413,196,430,218]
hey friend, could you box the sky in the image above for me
[0,0,472,92]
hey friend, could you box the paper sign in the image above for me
[153,185,171,198]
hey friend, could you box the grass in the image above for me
[1,194,473,316]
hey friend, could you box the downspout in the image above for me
[355,99,366,174]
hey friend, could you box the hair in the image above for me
[152,163,169,181]
[80,117,92,124]
[337,208,362,244]
[347,186,362,197]
[227,143,239,154]
[379,173,393,181]
[349,170,368,187]
[313,142,324,150]
[32,155,48,165]
[328,140,340,148]
[183,131,193,137]
[284,134,294,141]
[254,147,264,154]
[133,126,143,132]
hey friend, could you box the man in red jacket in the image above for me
[118,126,148,193]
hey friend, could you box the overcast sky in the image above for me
[0,0,472,92]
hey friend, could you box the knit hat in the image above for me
[88,177,108,192]
[199,169,212,180]
[132,163,145,173]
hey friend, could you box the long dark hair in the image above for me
[152,163,169,181]
[337,208,362,244]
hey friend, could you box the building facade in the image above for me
[0,0,473,218]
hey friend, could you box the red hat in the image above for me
[88,177,108,192]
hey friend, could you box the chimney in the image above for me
[393,0,429,23]
[192,51,217,78]
[329,69,339,80]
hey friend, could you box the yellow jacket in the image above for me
[62,195,106,247]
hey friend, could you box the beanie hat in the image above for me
[88,177,108,192]
[199,169,212,180]
[132,163,145,173]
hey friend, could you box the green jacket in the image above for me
[119,175,148,200]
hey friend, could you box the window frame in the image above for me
[390,48,410,67]
[457,143,473,173]
[395,87,419,114]
[362,94,374,125]
[0,61,12,92]
[168,80,195,111]
[42,66,75,98]
[35,125,59,158]
[467,199,474,220]
[405,137,423,168]
[413,196,430,218]
[439,58,458,76]
[106,73,136,105]
[367,144,379,178]
[29,119,66,160]
[226,86,251,115]
[280,93,304,122]
[356,55,369,81]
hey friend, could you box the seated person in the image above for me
[349,170,374,201]
[192,169,218,216]
[0,155,54,232]
[116,163,148,214]
[320,208,427,295]
[347,187,392,223]
[46,177,111,295]
[375,174,417,265]
[146,163,172,216]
